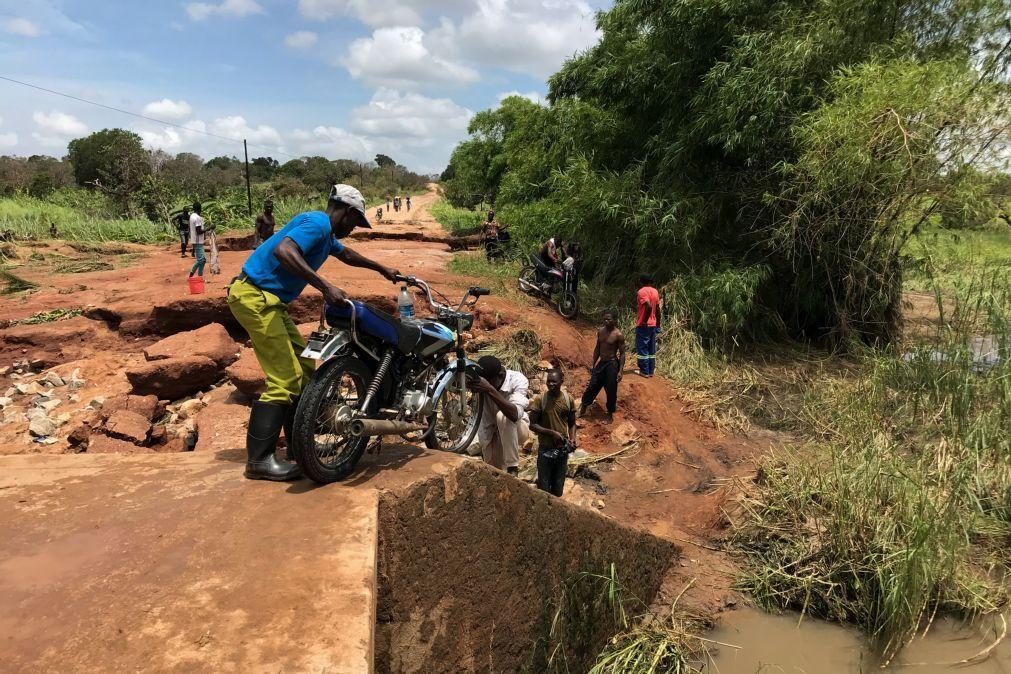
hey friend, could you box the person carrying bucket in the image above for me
[226,184,400,481]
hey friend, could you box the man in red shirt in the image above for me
[635,274,661,377]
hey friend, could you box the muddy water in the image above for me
[709,608,1010,673]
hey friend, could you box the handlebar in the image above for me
[393,274,489,313]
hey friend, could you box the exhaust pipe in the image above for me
[349,418,429,437]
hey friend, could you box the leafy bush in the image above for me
[430,200,485,236]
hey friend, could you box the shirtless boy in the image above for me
[579,310,626,424]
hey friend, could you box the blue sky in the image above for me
[0,0,608,173]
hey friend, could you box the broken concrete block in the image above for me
[126,356,221,401]
[39,398,62,412]
[143,323,240,368]
[610,421,640,446]
[0,396,12,408]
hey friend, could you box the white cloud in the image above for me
[434,0,601,78]
[284,30,318,49]
[3,17,42,37]
[350,88,473,145]
[33,110,88,137]
[142,99,193,120]
[498,90,545,104]
[186,0,264,21]
[209,116,283,145]
[0,132,17,148]
[289,126,372,158]
[342,26,479,88]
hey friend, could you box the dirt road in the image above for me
[0,186,757,618]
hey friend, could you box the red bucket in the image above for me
[188,276,205,295]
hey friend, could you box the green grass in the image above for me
[0,267,39,294]
[731,269,1011,664]
[0,196,167,243]
[430,199,485,236]
[904,224,1011,293]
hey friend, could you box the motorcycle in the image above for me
[291,275,489,484]
[517,254,579,319]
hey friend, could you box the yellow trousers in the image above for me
[227,278,315,404]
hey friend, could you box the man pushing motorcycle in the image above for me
[227,184,400,482]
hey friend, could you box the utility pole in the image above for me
[243,139,252,217]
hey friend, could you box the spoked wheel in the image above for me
[557,291,579,319]
[517,265,537,294]
[425,365,484,454]
[291,356,372,484]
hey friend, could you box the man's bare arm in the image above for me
[617,333,627,374]
[591,338,601,369]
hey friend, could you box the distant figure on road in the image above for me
[579,310,626,424]
[175,207,191,257]
[529,369,577,497]
[188,202,206,278]
[386,194,391,210]
[635,274,661,377]
[49,221,58,239]
[482,210,504,261]
[406,195,411,211]
[254,200,276,249]
[376,206,383,223]
[473,355,530,476]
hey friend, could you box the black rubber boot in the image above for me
[507,466,519,477]
[245,401,302,481]
[283,396,299,461]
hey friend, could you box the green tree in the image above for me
[67,129,152,213]
[374,153,396,168]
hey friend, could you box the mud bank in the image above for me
[375,460,678,673]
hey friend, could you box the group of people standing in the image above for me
[174,202,220,279]
[473,273,662,498]
[386,194,410,213]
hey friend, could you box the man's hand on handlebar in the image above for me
[323,283,348,305]
[383,266,401,282]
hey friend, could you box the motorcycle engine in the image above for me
[400,388,430,417]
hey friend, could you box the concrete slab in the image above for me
[0,451,414,673]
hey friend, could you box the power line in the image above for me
[0,74,297,159]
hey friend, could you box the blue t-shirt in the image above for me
[241,211,345,303]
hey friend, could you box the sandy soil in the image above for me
[0,186,760,617]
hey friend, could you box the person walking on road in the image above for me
[406,195,411,211]
[175,206,191,257]
[579,310,626,424]
[530,369,577,497]
[473,355,530,476]
[636,274,661,377]
[254,199,276,249]
[188,203,206,278]
[227,184,400,481]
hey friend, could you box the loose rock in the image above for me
[225,348,264,397]
[610,421,640,446]
[126,356,221,400]
[88,396,106,410]
[104,410,152,445]
[143,323,240,368]
[39,399,62,412]
[0,396,12,408]
[43,371,66,387]
[28,416,57,438]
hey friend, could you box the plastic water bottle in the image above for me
[398,285,415,319]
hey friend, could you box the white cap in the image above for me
[328,184,370,228]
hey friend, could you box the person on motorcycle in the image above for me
[472,355,530,476]
[227,184,400,482]
[537,234,563,291]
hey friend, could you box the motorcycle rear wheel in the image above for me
[291,356,372,484]
[517,265,537,294]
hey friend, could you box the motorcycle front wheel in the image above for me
[425,365,484,454]
[291,356,372,484]
[557,291,579,319]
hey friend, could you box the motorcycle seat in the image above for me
[325,301,421,354]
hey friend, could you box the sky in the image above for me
[0,0,609,174]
